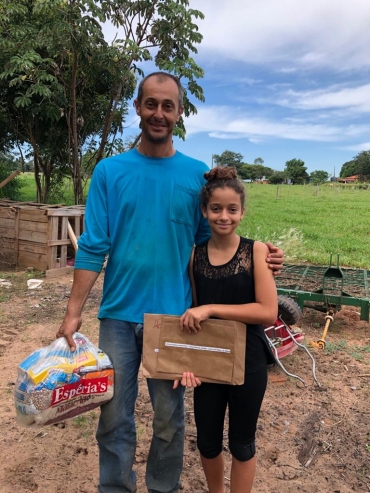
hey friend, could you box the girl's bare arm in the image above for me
[180,241,278,332]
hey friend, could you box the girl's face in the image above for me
[202,187,244,236]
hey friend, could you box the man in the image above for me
[57,72,284,493]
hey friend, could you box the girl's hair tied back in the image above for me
[204,166,238,182]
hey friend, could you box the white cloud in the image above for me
[184,105,370,143]
[278,68,297,74]
[190,0,370,71]
[275,84,370,112]
[339,142,370,152]
[208,132,246,140]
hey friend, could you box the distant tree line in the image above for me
[213,149,370,185]
[212,151,329,184]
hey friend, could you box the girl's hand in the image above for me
[173,372,201,389]
[180,306,211,333]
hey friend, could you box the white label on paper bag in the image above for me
[164,342,231,353]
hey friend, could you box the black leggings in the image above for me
[194,366,268,462]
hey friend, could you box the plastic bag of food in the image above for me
[14,333,114,426]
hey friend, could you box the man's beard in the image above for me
[144,126,171,144]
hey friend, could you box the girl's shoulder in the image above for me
[252,240,270,260]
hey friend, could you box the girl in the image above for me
[176,166,277,493]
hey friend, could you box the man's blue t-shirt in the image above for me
[75,148,210,323]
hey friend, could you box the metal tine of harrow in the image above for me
[280,318,322,388]
[267,337,307,386]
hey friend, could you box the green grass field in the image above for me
[18,172,82,205]
[238,183,369,269]
[15,174,370,269]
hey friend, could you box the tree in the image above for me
[238,165,252,180]
[0,1,132,202]
[255,165,274,179]
[212,150,244,169]
[355,151,370,181]
[339,160,357,178]
[254,157,264,165]
[309,170,329,185]
[284,158,309,184]
[269,171,286,184]
[238,163,274,180]
[0,0,205,204]
[339,151,370,181]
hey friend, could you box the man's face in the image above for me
[134,77,184,144]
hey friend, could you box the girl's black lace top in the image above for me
[193,236,275,373]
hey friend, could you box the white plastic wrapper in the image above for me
[14,333,114,426]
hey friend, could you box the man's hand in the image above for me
[265,242,284,276]
[180,306,211,333]
[56,313,82,352]
[173,372,201,389]
[55,269,99,351]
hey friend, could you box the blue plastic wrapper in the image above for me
[14,333,114,426]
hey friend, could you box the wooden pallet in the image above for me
[0,200,85,276]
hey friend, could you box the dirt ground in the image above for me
[0,269,369,493]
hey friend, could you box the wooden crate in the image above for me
[0,200,85,276]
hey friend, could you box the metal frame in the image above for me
[275,257,370,321]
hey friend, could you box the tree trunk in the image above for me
[70,46,83,205]
[33,153,42,203]
[95,80,123,165]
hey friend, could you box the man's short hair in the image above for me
[136,72,184,108]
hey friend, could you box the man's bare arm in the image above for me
[56,269,100,351]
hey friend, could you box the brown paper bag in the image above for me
[142,314,246,385]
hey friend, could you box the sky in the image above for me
[104,0,370,176]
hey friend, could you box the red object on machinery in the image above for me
[264,298,321,387]
[264,319,304,359]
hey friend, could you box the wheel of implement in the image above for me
[277,295,303,325]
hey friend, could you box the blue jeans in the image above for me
[97,319,185,493]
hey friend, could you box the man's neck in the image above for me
[137,140,176,158]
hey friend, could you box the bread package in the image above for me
[14,333,114,426]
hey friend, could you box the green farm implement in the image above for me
[275,254,370,349]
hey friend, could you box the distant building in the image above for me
[243,177,269,184]
[337,175,358,183]
[254,175,269,184]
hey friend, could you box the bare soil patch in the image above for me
[0,269,369,493]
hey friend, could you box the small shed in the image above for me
[337,175,358,183]
[0,200,85,277]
